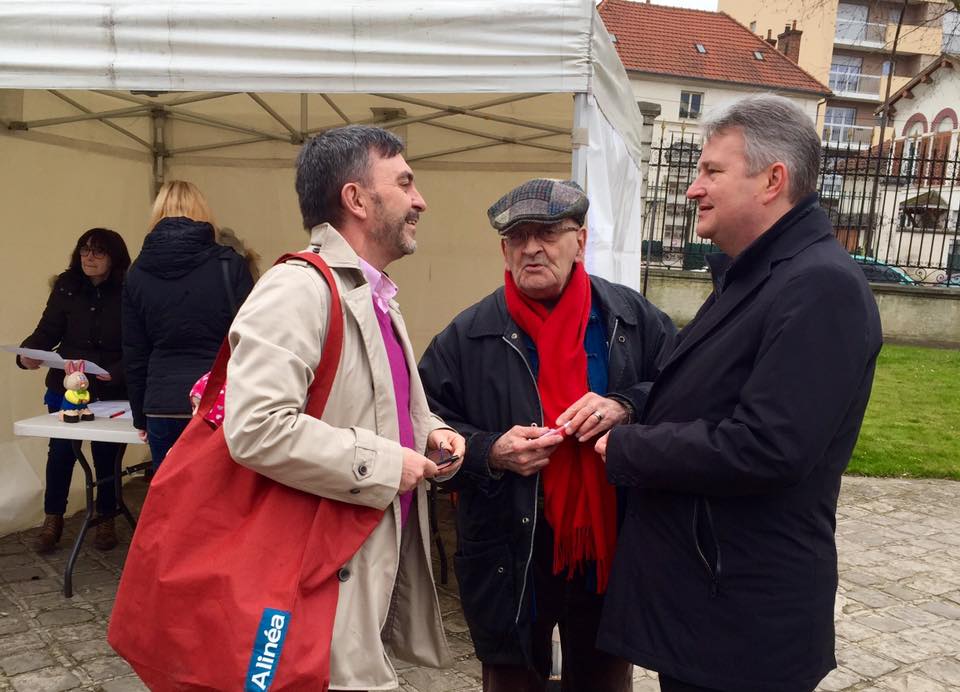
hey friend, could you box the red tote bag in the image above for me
[108,252,384,691]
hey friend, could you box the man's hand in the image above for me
[19,356,43,369]
[489,425,565,477]
[595,430,610,462]
[137,429,148,443]
[96,372,112,382]
[400,449,439,493]
[427,428,466,477]
[556,393,630,443]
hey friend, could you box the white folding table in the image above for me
[13,411,148,597]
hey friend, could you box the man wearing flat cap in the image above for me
[419,178,677,691]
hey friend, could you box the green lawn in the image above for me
[848,343,960,480]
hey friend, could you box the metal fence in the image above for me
[642,129,960,286]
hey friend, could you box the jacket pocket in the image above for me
[454,540,516,651]
[692,496,722,597]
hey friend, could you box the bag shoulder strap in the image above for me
[220,256,239,316]
[199,251,344,419]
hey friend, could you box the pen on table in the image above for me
[109,409,126,419]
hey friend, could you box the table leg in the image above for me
[64,440,95,598]
[112,444,137,530]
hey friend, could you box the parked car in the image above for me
[935,274,960,287]
[851,255,916,285]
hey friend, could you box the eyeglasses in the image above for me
[503,224,581,247]
[79,246,106,259]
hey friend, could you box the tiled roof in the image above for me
[598,0,830,96]
[881,54,958,113]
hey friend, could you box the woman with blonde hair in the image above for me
[123,181,254,470]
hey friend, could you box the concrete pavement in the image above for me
[1,475,958,691]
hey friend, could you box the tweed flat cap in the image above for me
[487,178,589,235]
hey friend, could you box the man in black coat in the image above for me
[419,179,676,692]
[595,94,883,692]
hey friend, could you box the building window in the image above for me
[943,11,960,52]
[695,43,707,53]
[754,50,765,60]
[680,91,703,119]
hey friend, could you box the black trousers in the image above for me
[659,674,724,692]
[44,401,119,516]
[482,519,633,692]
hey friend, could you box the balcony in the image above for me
[829,70,882,100]
[834,19,885,48]
[822,123,875,148]
[942,32,960,54]
[888,23,942,55]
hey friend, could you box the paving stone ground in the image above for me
[1,475,958,691]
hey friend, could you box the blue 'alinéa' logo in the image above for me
[245,608,290,691]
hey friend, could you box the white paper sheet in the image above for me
[1,346,110,376]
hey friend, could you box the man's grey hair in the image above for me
[295,125,405,230]
[701,93,821,202]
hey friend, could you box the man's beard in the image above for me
[372,196,417,257]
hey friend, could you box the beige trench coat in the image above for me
[223,224,451,690]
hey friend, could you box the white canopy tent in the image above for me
[0,0,648,533]
[0,0,646,283]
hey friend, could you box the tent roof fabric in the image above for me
[1,0,594,94]
[0,0,646,165]
[597,0,831,97]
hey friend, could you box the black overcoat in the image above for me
[598,195,883,692]
[418,274,677,665]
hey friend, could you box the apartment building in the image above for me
[720,0,960,148]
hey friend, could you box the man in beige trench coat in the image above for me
[223,125,465,690]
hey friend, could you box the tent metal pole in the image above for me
[321,94,351,124]
[247,93,301,142]
[151,109,167,196]
[408,131,569,163]
[571,93,588,185]
[424,121,569,154]
[168,136,274,155]
[164,110,292,142]
[301,94,308,132]
[305,93,541,135]
[47,90,151,149]
[372,93,568,134]
[12,104,150,129]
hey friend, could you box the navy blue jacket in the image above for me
[418,274,677,665]
[598,196,882,692]
[122,217,253,429]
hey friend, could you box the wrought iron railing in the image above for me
[834,19,886,45]
[642,131,960,286]
[828,70,882,99]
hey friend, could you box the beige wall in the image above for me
[1,89,571,533]
[1,130,154,532]
[719,0,838,83]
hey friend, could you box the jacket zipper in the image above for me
[502,333,542,624]
[692,497,722,597]
[607,317,620,365]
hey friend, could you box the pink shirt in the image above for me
[359,259,415,527]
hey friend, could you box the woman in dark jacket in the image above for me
[123,181,254,471]
[18,228,131,553]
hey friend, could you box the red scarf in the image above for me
[503,263,618,593]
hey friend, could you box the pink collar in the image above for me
[358,257,398,313]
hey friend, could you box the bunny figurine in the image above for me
[60,361,94,423]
